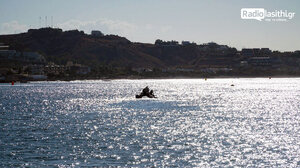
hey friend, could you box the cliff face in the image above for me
[0,28,238,68]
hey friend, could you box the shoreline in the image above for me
[2,75,300,83]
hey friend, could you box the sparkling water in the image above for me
[1,78,300,167]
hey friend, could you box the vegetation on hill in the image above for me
[0,27,300,81]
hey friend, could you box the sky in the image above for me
[0,0,299,51]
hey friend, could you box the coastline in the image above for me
[2,75,300,84]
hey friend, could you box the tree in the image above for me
[155,39,163,45]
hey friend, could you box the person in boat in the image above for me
[149,90,156,98]
[142,86,150,95]
[136,86,156,98]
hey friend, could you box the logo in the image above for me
[241,8,295,22]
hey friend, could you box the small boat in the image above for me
[136,94,157,99]
[136,86,157,98]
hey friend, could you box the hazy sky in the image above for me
[0,0,299,51]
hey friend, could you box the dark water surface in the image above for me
[1,79,300,167]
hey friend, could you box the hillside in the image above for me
[0,28,237,69]
[2,27,299,82]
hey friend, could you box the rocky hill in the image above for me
[0,28,238,69]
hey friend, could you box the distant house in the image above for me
[199,68,232,74]
[132,68,153,73]
[0,43,46,63]
[241,48,254,57]
[182,41,191,45]
[22,52,46,63]
[0,44,46,63]
[0,50,16,59]
[202,42,218,47]
[66,61,91,75]
[200,68,216,74]
[0,43,9,50]
[208,42,217,45]
[240,61,248,67]
[30,75,47,80]
[248,57,272,66]
[155,39,179,46]
[27,64,45,75]
[175,68,194,72]
[242,48,272,57]
[261,48,271,54]
[253,48,260,56]
[91,30,104,37]
[44,63,67,75]
[217,45,229,51]
[76,66,91,75]
[0,43,15,59]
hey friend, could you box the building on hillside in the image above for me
[182,41,191,45]
[91,30,104,37]
[242,48,273,57]
[66,61,91,75]
[241,48,254,57]
[27,64,45,75]
[132,68,153,73]
[261,48,271,55]
[216,45,229,51]
[44,64,67,75]
[0,50,16,59]
[203,42,218,46]
[22,52,46,63]
[0,43,15,59]
[30,75,47,80]
[0,43,9,50]
[155,39,179,46]
[248,57,272,66]
[175,68,194,72]
[252,48,260,56]
[240,61,248,67]
[76,66,91,75]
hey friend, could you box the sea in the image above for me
[1,78,300,167]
